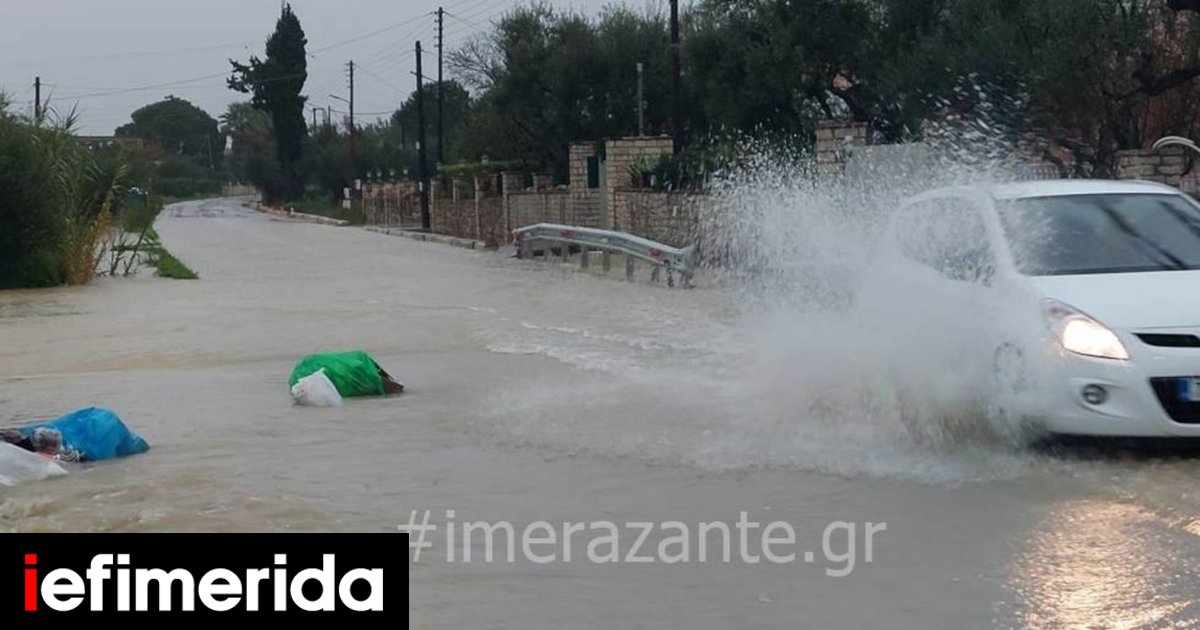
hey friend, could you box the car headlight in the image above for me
[1043,299,1129,360]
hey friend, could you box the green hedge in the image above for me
[153,177,223,199]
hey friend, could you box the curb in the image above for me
[363,226,488,251]
[247,202,350,226]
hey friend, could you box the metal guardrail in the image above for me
[513,223,695,288]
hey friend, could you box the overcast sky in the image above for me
[1,0,659,135]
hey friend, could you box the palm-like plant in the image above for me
[36,107,130,285]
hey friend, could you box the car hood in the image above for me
[1025,270,1200,329]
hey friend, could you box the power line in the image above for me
[360,43,421,76]
[372,50,417,74]
[352,109,398,118]
[56,72,231,100]
[443,1,506,31]
[453,0,511,22]
[441,4,510,42]
[25,40,259,66]
[309,12,434,55]
[356,63,406,95]
[49,9,454,130]
[442,0,493,11]
[60,70,307,101]
[444,12,488,30]
[447,0,504,20]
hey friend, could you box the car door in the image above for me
[886,194,1006,359]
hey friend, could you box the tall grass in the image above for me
[153,247,199,280]
[0,105,131,287]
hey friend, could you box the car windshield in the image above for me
[998,193,1200,275]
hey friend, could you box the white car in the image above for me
[868,179,1200,437]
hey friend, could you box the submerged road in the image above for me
[2,197,1200,628]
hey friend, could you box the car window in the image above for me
[897,197,995,283]
[998,193,1200,275]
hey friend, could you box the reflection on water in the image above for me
[1010,500,1200,629]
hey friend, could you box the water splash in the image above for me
[483,105,1052,483]
[693,124,1046,456]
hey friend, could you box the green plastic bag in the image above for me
[288,351,386,398]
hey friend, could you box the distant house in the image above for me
[74,136,145,150]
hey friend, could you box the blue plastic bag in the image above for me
[20,408,149,462]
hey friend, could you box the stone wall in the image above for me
[1115,146,1189,188]
[428,177,507,246]
[508,191,573,229]
[221,184,259,198]
[509,190,604,229]
[612,191,697,248]
[363,181,420,228]
[362,121,1095,255]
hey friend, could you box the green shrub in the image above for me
[0,115,62,288]
[153,176,223,199]
[0,111,130,288]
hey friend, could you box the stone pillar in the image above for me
[1115,146,1187,188]
[427,182,436,231]
[815,120,870,176]
[599,160,610,230]
[501,171,524,234]
[569,143,595,196]
[474,176,484,240]
[603,136,673,232]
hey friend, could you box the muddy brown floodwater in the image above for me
[3,198,1200,628]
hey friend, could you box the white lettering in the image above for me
[522,521,557,564]
[289,555,336,612]
[134,569,195,611]
[41,569,85,612]
[338,569,384,612]
[197,569,242,612]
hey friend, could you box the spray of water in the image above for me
[483,94,1056,483]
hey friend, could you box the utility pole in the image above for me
[637,62,645,137]
[34,76,41,122]
[669,0,683,153]
[437,6,445,167]
[348,60,356,179]
[311,106,318,130]
[416,40,431,231]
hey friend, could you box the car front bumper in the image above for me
[1036,334,1200,437]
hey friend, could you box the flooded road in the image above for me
[3,198,1200,628]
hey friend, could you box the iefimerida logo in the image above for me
[22,553,385,613]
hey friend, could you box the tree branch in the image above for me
[1123,64,1200,100]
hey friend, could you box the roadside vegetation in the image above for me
[8,1,1200,285]
[0,104,198,288]
[212,1,1200,212]
[151,242,199,280]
